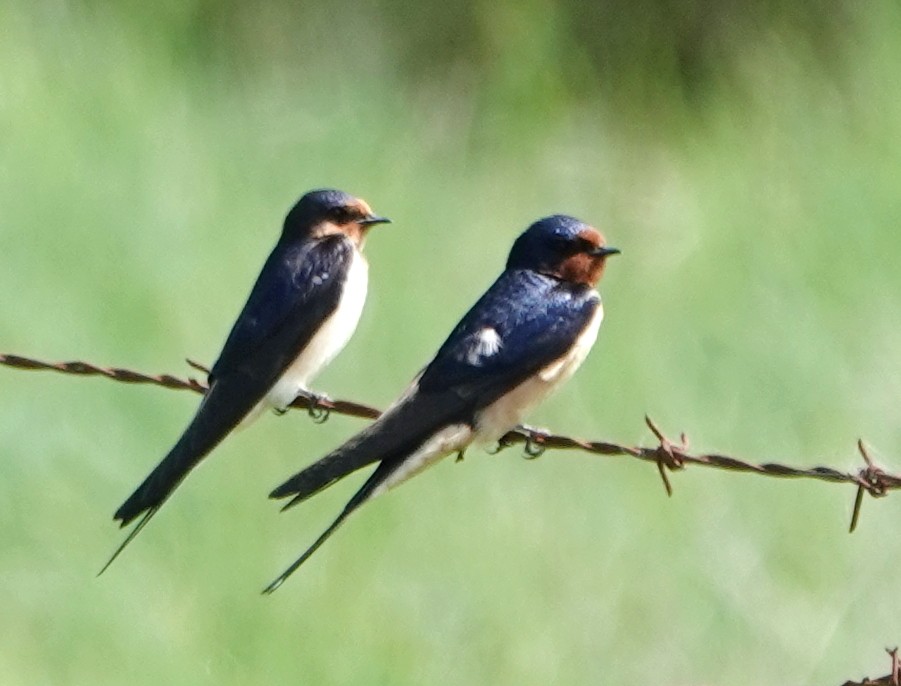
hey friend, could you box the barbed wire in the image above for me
[1,352,899,532]
[841,648,900,686]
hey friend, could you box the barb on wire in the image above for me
[841,647,901,686]
[1,352,899,531]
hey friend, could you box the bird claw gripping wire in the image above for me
[517,425,550,459]
[487,431,518,455]
[297,391,332,424]
[645,415,688,497]
[486,426,547,457]
[4,353,901,522]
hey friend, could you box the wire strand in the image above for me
[1,352,898,532]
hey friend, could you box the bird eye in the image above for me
[330,206,355,222]
[578,237,597,253]
[553,235,582,254]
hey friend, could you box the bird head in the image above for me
[283,189,390,247]
[507,215,619,286]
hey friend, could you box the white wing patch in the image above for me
[465,327,503,366]
[475,301,604,443]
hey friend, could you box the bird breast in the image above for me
[265,250,369,410]
[474,301,603,443]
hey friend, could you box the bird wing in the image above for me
[270,269,599,507]
[417,268,600,401]
[262,270,600,592]
[209,233,354,388]
[112,234,355,528]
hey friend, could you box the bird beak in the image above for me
[359,215,391,227]
[590,246,621,257]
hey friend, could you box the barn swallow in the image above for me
[101,189,390,572]
[263,214,619,592]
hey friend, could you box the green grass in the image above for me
[1,2,901,684]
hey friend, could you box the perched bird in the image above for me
[102,189,390,572]
[264,214,619,592]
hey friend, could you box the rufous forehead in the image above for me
[578,227,605,247]
[351,199,373,216]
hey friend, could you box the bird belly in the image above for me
[265,253,369,411]
[474,303,603,443]
[368,423,473,500]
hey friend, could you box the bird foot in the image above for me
[299,390,332,423]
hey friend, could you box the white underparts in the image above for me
[263,248,368,414]
[367,423,474,501]
[367,299,603,501]
[474,301,603,443]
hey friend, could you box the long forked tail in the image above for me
[262,507,354,594]
[101,450,217,572]
[268,384,452,509]
[263,458,396,593]
[269,446,381,510]
[98,443,199,575]
[98,508,158,575]
[112,438,203,527]
[102,379,254,572]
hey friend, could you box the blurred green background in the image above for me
[2,0,900,683]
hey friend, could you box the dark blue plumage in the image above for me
[209,234,351,384]
[263,214,619,592]
[419,269,598,394]
[506,214,597,271]
[102,189,389,573]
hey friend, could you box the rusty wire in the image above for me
[841,647,901,686]
[1,352,899,531]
